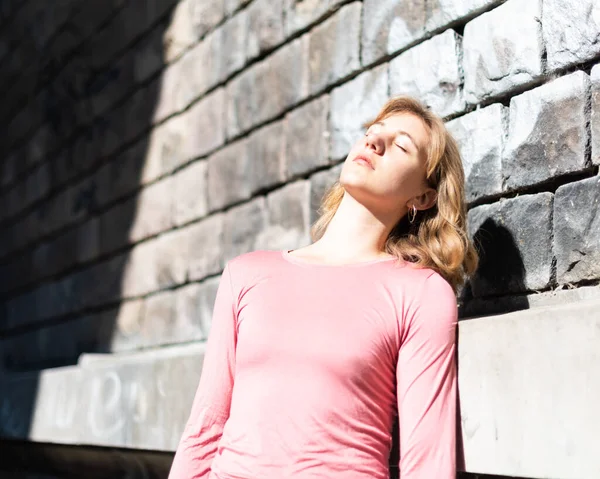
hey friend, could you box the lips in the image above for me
[353,154,374,169]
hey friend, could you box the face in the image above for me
[339,112,436,218]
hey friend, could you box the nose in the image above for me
[365,130,384,155]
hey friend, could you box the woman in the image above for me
[168,96,478,479]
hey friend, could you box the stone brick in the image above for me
[592,65,600,166]
[141,290,176,348]
[186,213,224,281]
[467,193,554,297]
[222,9,248,77]
[142,114,188,185]
[154,228,189,289]
[554,177,600,285]
[463,0,543,104]
[503,72,590,191]
[257,180,311,251]
[185,88,226,158]
[284,95,331,179]
[309,163,343,226]
[543,0,600,71]
[426,0,505,31]
[132,25,165,84]
[207,139,251,211]
[177,28,223,111]
[122,241,161,298]
[389,29,464,118]
[224,0,252,15]
[283,0,347,36]
[226,35,308,138]
[154,62,182,123]
[247,121,286,194]
[25,161,51,206]
[307,2,361,95]
[111,299,146,353]
[190,0,226,39]
[222,198,267,264]
[361,0,426,66]
[43,229,78,278]
[246,0,284,59]
[446,104,506,202]
[330,64,388,160]
[76,217,100,265]
[129,177,175,243]
[99,196,137,255]
[174,278,220,342]
[163,0,197,62]
[173,159,208,225]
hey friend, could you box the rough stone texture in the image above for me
[389,29,464,118]
[207,139,251,211]
[246,0,284,60]
[257,181,311,251]
[463,0,543,104]
[226,35,308,138]
[163,0,197,62]
[361,0,426,66]
[543,0,600,71]
[592,64,600,166]
[129,177,175,243]
[224,0,252,16]
[330,64,388,160]
[283,0,347,36]
[222,9,248,78]
[247,121,286,194]
[503,72,590,191]
[75,218,100,265]
[284,95,331,179]
[111,300,146,353]
[554,177,600,285]
[185,214,224,281]
[309,163,343,226]
[141,290,176,348]
[467,193,554,297]
[174,277,220,342]
[307,2,361,95]
[222,198,267,264]
[184,88,226,159]
[154,228,189,289]
[99,196,137,256]
[446,104,506,202]
[172,159,208,226]
[189,0,226,39]
[121,241,161,299]
[142,114,187,185]
[426,0,506,32]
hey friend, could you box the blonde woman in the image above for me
[169,96,478,479]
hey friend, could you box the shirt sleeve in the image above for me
[396,272,458,478]
[168,262,238,479]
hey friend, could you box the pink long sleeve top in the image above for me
[169,249,458,479]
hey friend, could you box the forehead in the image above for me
[376,112,430,150]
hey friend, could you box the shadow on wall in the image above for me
[0,1,173,477]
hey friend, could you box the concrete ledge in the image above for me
[1,300,600,478]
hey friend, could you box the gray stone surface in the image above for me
[223,198,267,264]
[224,0,252,15]
[283,0,347,36]
[554,177,600,285]
[189,0,226,39]
[389,29,464,118]
[142,114,187,185]
[207,139,251,211]
[129,177,175,243]
[172,159,208,226]
[543,0,600,71]
[426,0,505,32]
[222,9,248,78]
[257,180,311,251]
[309,163,343,226]
[247,121,286,194]
[154,228,189,289]
[284,95,331,179]
[463,0,543,104]
[307,2,361,95]
[174,277,220,342]
[467,193,554,296]
[446,104,506,202]
[330,64,388,160]
[111,300,146,353]
[122,241,162,298]
[163,0,197,62]
[226,35,308,138]
[75,218,100,265]
[184,88,227,159]
[246,0,284,59]
[141,290,176,348]
[153,62,182,123]
[503,71,590,191]
[592,65,600,166]
[361,0,426,66]
[185,214,224,281]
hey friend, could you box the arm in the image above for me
[396,273,458,478]
[169,262,238,479]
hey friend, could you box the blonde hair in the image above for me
[311,96,478,291]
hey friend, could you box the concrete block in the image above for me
[207,139,252,211]
[554,177,600,285]
[309,163,343,226]
[246,0,284,59]
[283,0,347,36]
[592,65,600,166]
[129,177,175,243]
[185,214,224,281]
[361,0,426,65]
[307,2,361,95]
[184,88,226,159]
[173,159,209,226]
[463,0,542,104]
[446,104,506,202]
[330,64,388,160]
[503,72,590,191]
[467,193,554,296]
[284,95,331,179]
[543,0,600,71]
[257,181,311,251]
[222,197,267,264]
[389,29,464,118]
[426,0,505,32]
[247,121,286,194]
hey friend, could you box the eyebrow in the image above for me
[373,121,420,153]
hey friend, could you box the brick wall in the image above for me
[0,0,599,478]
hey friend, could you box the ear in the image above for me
[408,188,437,211]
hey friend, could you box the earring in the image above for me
[408,205,417,224]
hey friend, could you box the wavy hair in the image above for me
[311,96,478,291]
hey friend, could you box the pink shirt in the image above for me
[169,249,458,479]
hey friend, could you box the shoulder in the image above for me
[224,249,284,286]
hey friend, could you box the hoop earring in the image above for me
[408,205,417,224]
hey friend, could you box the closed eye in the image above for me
[395,143,407,153]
